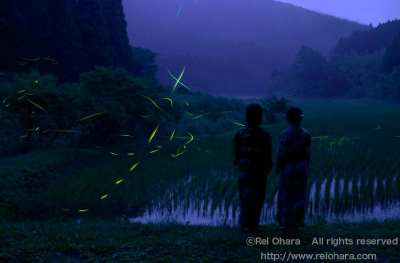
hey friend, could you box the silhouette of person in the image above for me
[231,103,273,232]
[276,107,311,229]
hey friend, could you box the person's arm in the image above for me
[276,133,285,174]
[231,132,240,165]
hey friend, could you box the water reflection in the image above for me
[130,175,400,226]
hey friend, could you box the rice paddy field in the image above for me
[2,100,399,225]
[1,100,400,262]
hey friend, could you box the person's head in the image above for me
[286,107,304,126]
[246,103,263,127]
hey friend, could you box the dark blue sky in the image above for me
[277,0,400,26]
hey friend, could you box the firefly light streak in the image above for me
[139,94,162,111]
[167,68,192,92]
[230,121,245,127]
[171,66,186,93]
[176,2,184,19]
[78,111,106,121]
[148,124,160,143]
[27,99,47,112]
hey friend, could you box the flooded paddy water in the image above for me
[129,173,400,226]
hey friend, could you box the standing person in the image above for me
[276,107,311,229]
[231,103,273,233]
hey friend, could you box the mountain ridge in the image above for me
[124,0,367,95]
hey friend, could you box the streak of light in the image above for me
[170,129,176,141]
[148,123,159,143]
[78,111,106,121]
[160,98,173,108]
[230,121,245,127]
[185,132,194,144]
[172,151,187,158]
[176,2,184,18]
[130,162,140,171]
[192,114,206,120]
[138,94,162,111]
[172,66,186,93]
[311,136,330,139]
[27,99,47,112]
[167,68,192,92]
[119,134,134,138]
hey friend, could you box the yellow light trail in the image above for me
[78,111,106,121]
[100,195,108,200]
[170,129,176,141]
[139,94,162,111]
[27,99,47,112]
[78,209,89,212]
[172,151,187,158]
[119,134,134,138]
[160,98,173,108]
[130,162,140,171]
[166,68,192,92]
[192,114,206,120]
[172,66,186,93]
[311,136,330,139]
[185,132,194,145]
[116,179,123,185]
[148,124,159,143]
[230,121,245,127]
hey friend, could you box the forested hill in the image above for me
[124,0,367,95]
[0,0,140,81]
[334,20,400,55]
[267,19,400,100]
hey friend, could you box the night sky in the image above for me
[277,0,400,26]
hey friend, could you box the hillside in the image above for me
[124,0,367,95]
[267,20,400,99]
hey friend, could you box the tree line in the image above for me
[0,0,157,81]
[268,19,400,100]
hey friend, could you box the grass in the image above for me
[1,219,399,262]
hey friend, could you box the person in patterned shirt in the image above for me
[231,103,273,233]
[276,107,311,229]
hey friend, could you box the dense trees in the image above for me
[268,20,400,100]
[0,0,156,81]
[0,67,174,156]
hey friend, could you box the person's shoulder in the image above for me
[300,127,311,136]
[235,127,247,136]
[280,127,292,136]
